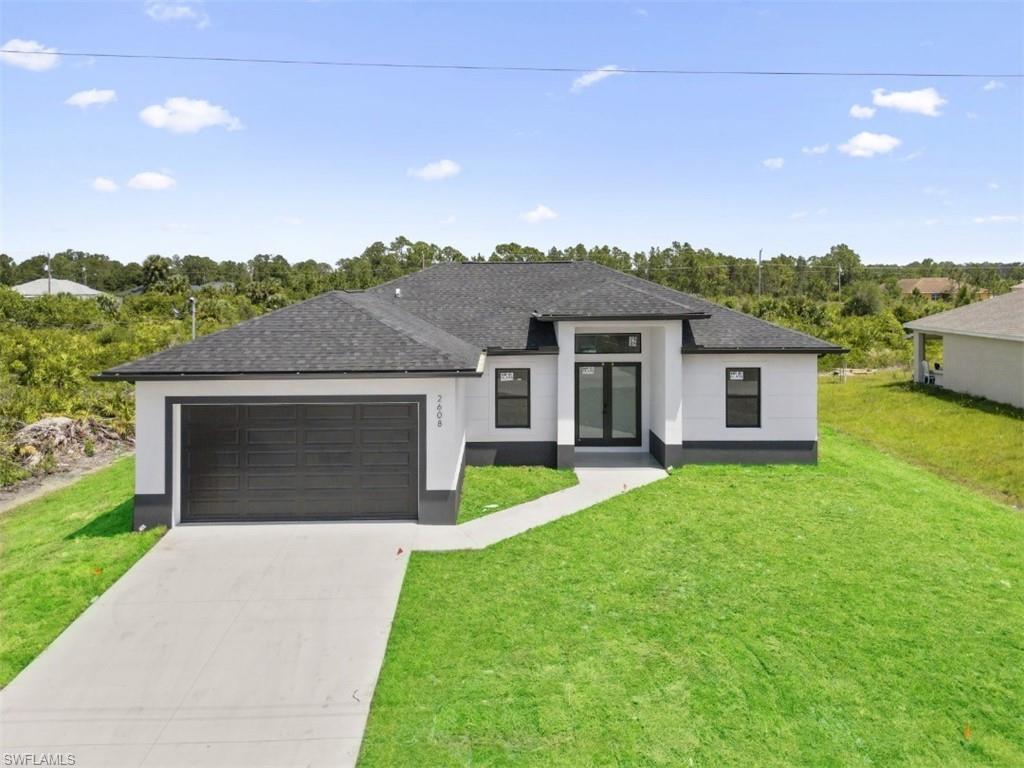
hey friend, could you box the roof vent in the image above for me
[394,288,402,299]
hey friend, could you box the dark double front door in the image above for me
[574,362,641,446]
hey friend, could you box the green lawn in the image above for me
[360,429,1023,767]
[458,466,578,524]
[820,371,1024,507]
[0,458,162,687]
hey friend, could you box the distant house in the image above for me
[12,277,103,298]
[905,290,1024,408]
[896,277,959,300]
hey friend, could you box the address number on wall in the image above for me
[436,395,443,428]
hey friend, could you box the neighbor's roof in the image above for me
[98,261,843,380]
[896,277,958,295]
[12,278,103,298]
[904,290,1024,342]
[97,291,484,379]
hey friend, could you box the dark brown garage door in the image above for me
[181,401,419,523]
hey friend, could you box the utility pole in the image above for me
[837,265,843,300]
[44,253,52,295]
[757,248,763,299]
[188,296,197,340]
[81,264,87,286]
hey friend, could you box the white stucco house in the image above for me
[906,289,1024,408]
[96,261,844,529]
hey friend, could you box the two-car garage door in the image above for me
[181,401,419,523]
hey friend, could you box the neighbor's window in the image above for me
[495,368,530,428]
[726,368,760,428]
[575,333,641,354]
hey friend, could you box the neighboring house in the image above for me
[96,261,844,529]
[895,277,960,300]
[905,290,1024,408]
[11,277,103,298]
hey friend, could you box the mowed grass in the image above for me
[458,466,578,524]
[0,458,163,687]
[360,430,1023,767]
[820,371,1024,507]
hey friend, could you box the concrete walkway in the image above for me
[0,457,666,768]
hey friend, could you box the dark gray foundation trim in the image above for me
[466,441,557,468]
[556,444,575,469]
[133,493,172,530]
[647,431,684,468]
[154,394,449,528]
[679,440,817,465]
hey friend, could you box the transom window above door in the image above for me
[575,333,641,354]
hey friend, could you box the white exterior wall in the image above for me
[135,377,467,524]
[681,353,818,442]
[464,355,557,442]
[942,333,1024,408]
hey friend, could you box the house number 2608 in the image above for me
[436,395,443,428]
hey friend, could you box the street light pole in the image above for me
[188,296,197,340]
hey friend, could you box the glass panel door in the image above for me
[576,364,605,440]
[575,362,641,446]
[610,365,639,440]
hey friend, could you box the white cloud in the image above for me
[65,89,117,108]
[789,210,809,220]
[0,38,59,71]
[901,149,925,162]
[849,104,876,119]
[838,132,901,158]
[127,172,177,191]
[965,111,980,120]
[145,1,210,28]
[91,177,118,192]
[440,214,457,225]
[140,97,242,133]
[408,159,461,181]
[762,157,784,170]
[801,143,829,155]
[871,87,947,117]
[521,204,558,223]
[973,214,1019,224]
[634,8,648,16]
[571,65,624,93]
[982,80,1004,91]
[988,181,1000,190]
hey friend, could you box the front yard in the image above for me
[458,466,578,523]
[0,458,163,687]
[360,429,1024,766]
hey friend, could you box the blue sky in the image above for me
[1,1,1022,266]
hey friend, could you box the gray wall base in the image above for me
[134,494,172,531]
[556,444,575,469]
[648,431,683,468]
[466,441,557,468]
[679,441,818,465]
[419,491,459,525]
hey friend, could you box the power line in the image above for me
[2,49,1021,79]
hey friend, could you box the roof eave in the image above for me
[681,345,848,355]
[536,312,711,321]
[92,368,485,383]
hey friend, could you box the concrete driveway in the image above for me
[0,523,412,768]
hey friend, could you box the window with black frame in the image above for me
[725,368,760,428]
[495,368,530,428]
[575,333,641,354]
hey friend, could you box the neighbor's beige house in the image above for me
[906,290,1024,408]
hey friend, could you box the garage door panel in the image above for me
[182,401,418,523]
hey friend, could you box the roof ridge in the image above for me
[339,292,482,364]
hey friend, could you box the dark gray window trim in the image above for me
[495,368,531,429]
[725,367,761,429]
[163,395,428,524]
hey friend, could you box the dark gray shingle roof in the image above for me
[98,291,483,378]
[99,261,843,379]
[904,290,1024,340]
